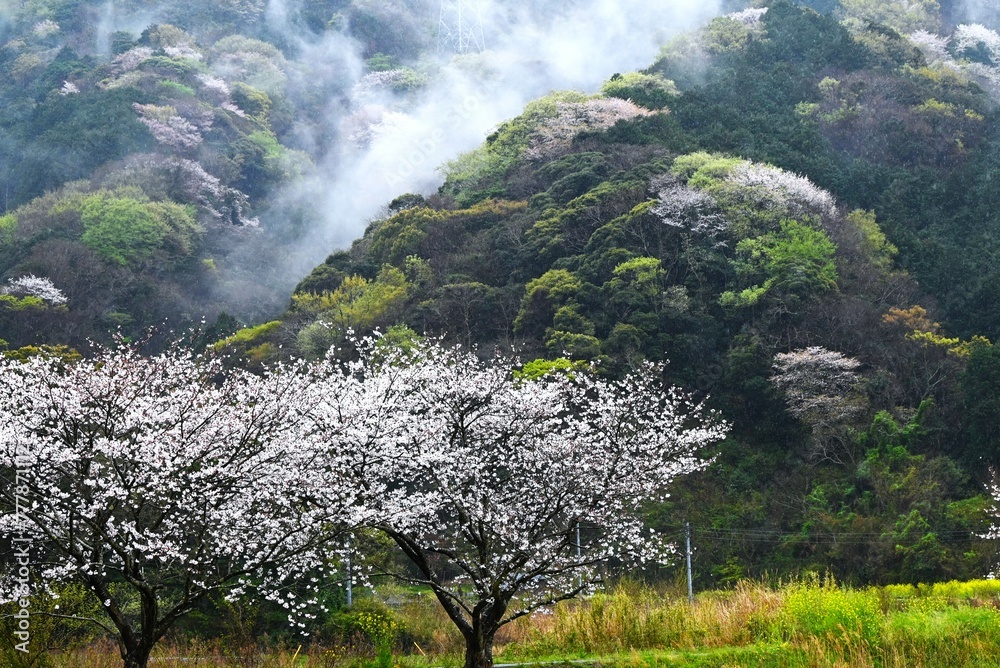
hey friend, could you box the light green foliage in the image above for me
[210,35,287,95]
[506,579,1000,664]
[366,53,399,71]
[0,213,15,244]
[552,304,595,335]
[212,320,282,363]
[0,294,48,311]
[813,76,861,124]
[157,80,196,98]
[375,324,422,354]
[846,209,897,271]
[720,219,837,309]
[441,147,493,197]
[10,53,45,85]
[141,24,193,49]
[213,320,282,350]
[610,257,666,302]
[295,320,337,359]
[138,55,206,80]
[514,357,590,381]
[442,91,593,199]
[247,130,308,179]
[671,152,745,188]
[293,266,410,356]
[0,582,102,668]
[386,67,430,92]
[210,34,284,63]
[490,91,593,160]
[1,344,81,363]
[514,269,583,335]
[545,330,602,360]
[79,192,200,266]
[601,72,678,109]
[248,129,287,158]
[368,212,434,269]
[231,82,272,120]
[606,257,682,322]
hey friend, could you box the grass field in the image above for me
[12,576,1000,667]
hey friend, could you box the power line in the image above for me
[659,525,986,545]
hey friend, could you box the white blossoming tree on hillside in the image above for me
[0,344,369,668]
[525,98,655,160]
[2,274,67,305]
[358,340,726,668]
[772,346,866,463]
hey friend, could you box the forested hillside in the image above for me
[0,0,459,346]
[6,0,1000,589]
[278,2,1000,585]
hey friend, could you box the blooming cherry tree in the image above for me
[0,344,366,668]
[360,340,726,668]
[727,161,838,219]
[133,104,205,151]
[2,274,67,305]
[772,346,866,463]
[525,98,655,160]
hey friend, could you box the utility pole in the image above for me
[576,521,582,589]
[685,521,693,605]
[438,0,486,54]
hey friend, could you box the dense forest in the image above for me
[5,0,1000,605]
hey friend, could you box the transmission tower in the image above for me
[438,0,486,54]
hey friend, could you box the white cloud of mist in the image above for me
[960,0,1000,29]
[275,0,723,283]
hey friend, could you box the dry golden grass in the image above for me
[29,578,1000,668]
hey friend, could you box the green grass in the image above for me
[15,578,1000,667]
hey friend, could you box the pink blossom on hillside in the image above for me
[102,155,259,227]
[220,101,247,117]
[197,72,232,102]
[525,98,655,160]
[159,157,258,226]
[164,44,203,61]
[344,106,412,146]
[133,103,204,150]
[112,46,153,73]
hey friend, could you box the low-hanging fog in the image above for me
[261,0,725,292]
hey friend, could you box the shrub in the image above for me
[601,72,679,110]
[79,192,199,266]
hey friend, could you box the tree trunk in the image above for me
[122,642,153,668]
[463,631,495,668]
